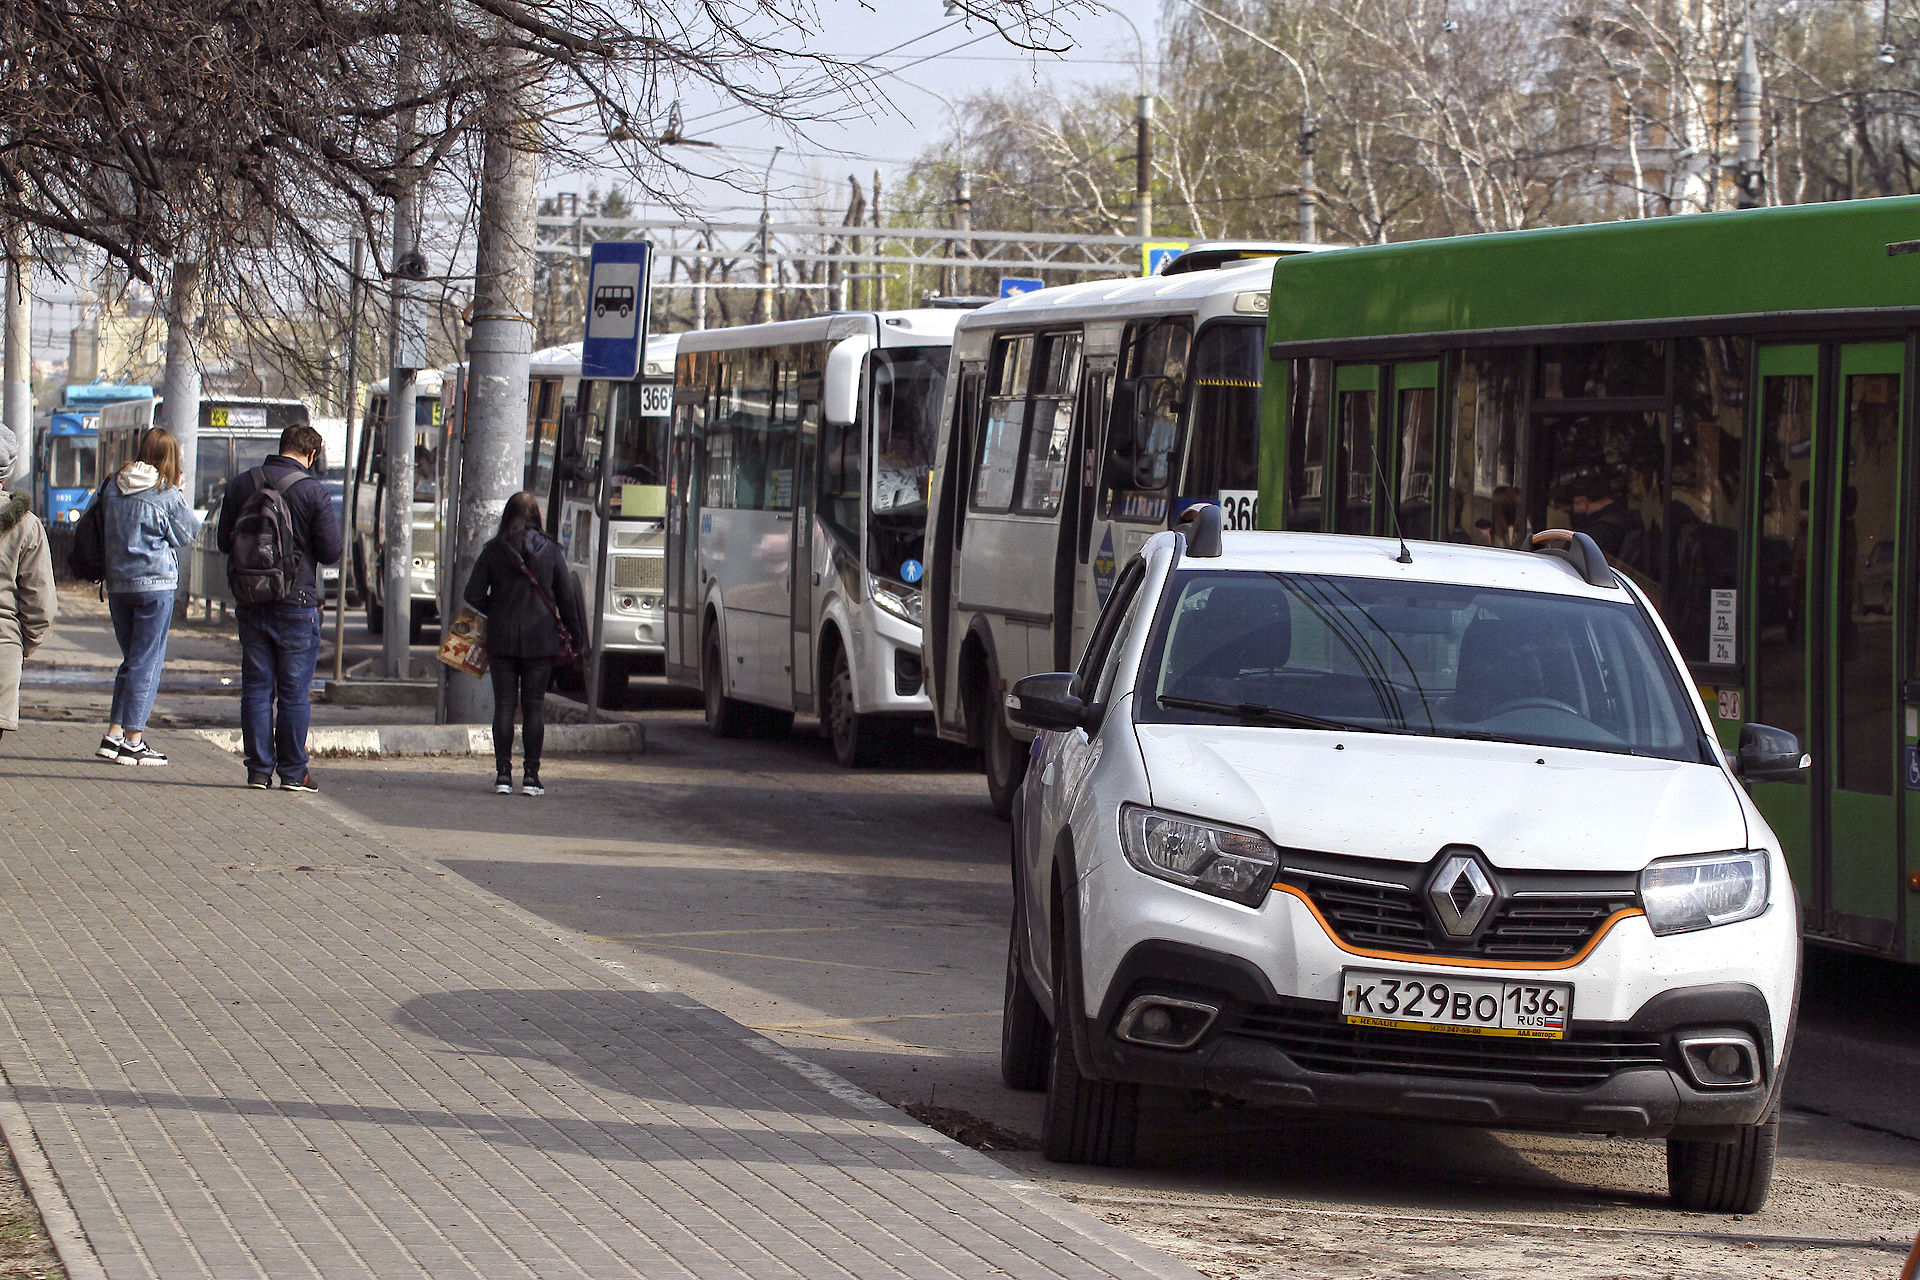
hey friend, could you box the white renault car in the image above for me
[1002,508,1804,1214]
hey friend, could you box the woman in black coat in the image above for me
[463,492,588,795]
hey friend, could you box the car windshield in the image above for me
[1136,569,1714,763]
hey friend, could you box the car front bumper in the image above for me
[1081,940,1781,1139]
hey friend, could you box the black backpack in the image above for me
[226,467,306,604]
[65,478,111,583]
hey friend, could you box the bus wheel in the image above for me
[407,602,430,645]
[597,653,630,708]
[363,590,385,636]
[703,632,753,739]
[982,659,1028,821]
[826,646,890,767]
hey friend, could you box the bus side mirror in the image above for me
[824,334,876,428]
[560,409,590,478]
[1104,379,1141,488]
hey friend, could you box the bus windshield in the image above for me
[869,346,947,582]
[608,381,670,492]
[50,437,96,489]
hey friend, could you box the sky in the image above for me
[544,0,1166,225]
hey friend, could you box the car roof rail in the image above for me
[1176,503,1224,558]
[1528,529,1619,589]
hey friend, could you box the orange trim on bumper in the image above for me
[1268,882,1644,971]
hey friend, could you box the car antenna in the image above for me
[1367,434,1413,564]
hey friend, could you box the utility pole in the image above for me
[951,171,973,298]
[872,169,884,310]
[1135,94,1154,240]
[445,66,539,723]
[383,98,425,682]
[754,146,782,324]
[1734,31,1765,209]
[332,236,364,683]
[1298,111,1318,244]
[160,259,203,500]
[4,227,32,490]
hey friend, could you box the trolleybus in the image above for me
[666,311,957,764]
[1257,194,1920,963]
[923,246,1314,815]
[35,384,153,525]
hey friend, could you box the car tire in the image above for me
[1040,918,1138,1166]
[1001,887,1052,1092]
[827,646,892,767]
[1667,1113,1777,1214]
[703,632,754,739]
[982,657,1028,822]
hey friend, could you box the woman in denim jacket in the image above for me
[97,427,200,766]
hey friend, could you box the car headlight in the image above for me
[1639,850,1769,935]
[1119,805,1279,907]
[869,576,923,626]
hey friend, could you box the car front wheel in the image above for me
[1667,1113,1777,1214]
[1040,922,1138,1166]
[1001,886,1051,1091]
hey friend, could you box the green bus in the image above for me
[1258,194,1920,962]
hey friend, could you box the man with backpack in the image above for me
[216,424,341,791]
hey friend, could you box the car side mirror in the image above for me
[1007,671,1096,734]
[1736,722,1810,782]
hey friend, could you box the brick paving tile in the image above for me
[0,725,1199,1280]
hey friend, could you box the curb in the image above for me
[195,721,644,758]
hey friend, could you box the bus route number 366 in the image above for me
[1217,489,1259,531]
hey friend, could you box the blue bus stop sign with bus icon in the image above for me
[999,277,1044,299]
[582,241,651,380]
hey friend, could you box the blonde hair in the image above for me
[129,426,182,489]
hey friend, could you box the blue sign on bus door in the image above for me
[582,241,651,380]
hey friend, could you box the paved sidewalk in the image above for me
[0,724,1197,1280]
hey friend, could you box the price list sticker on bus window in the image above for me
[582,240,652,380]
[1710,589,1737,665]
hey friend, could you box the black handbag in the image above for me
[504,542,578,665]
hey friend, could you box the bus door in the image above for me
[791,386,821,714]
[1751,342,1904,953]
[1327,361,1437,538]
[664,382,705,685]
[1058,358,1114,670]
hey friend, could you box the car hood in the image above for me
[1134,723,1752,873]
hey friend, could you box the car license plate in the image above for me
[1340,969,1570,1039]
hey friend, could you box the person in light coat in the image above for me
[0,431,56,745]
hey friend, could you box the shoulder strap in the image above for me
[503,540,564,627]
[268,468,305,495]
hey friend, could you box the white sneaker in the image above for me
[115,740,168,767]
[96,735,124,761]
[521,776,545,797]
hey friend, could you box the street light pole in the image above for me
[1173,0,1315,243]
[755,145,782,324]
[1098,4,1155,240]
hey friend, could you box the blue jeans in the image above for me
[237,603,321,781]
[108,590,175,733]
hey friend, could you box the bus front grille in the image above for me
[612,554,663,591]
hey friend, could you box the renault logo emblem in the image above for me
[1429,852,1496,937]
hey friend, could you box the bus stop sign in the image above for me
[582,241,651,380]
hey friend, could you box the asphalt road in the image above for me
[310,689,1920,1280]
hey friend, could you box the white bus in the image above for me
[560,334,676,700]
[665,310,958,764]
[98,395,312,515]
[922,247,1315,816]
[349,370,444,641]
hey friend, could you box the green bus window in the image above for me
[1533,409,1664,586]
[1838,372,1899,796]
[1754,373,1814,748]
[1667,337,1749,665]
[1397,386,1437,540]
[1284,358,1329,531]
[1335,388,1377,535]
[1447,349,1526,545]
[1537,341,1664,399]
